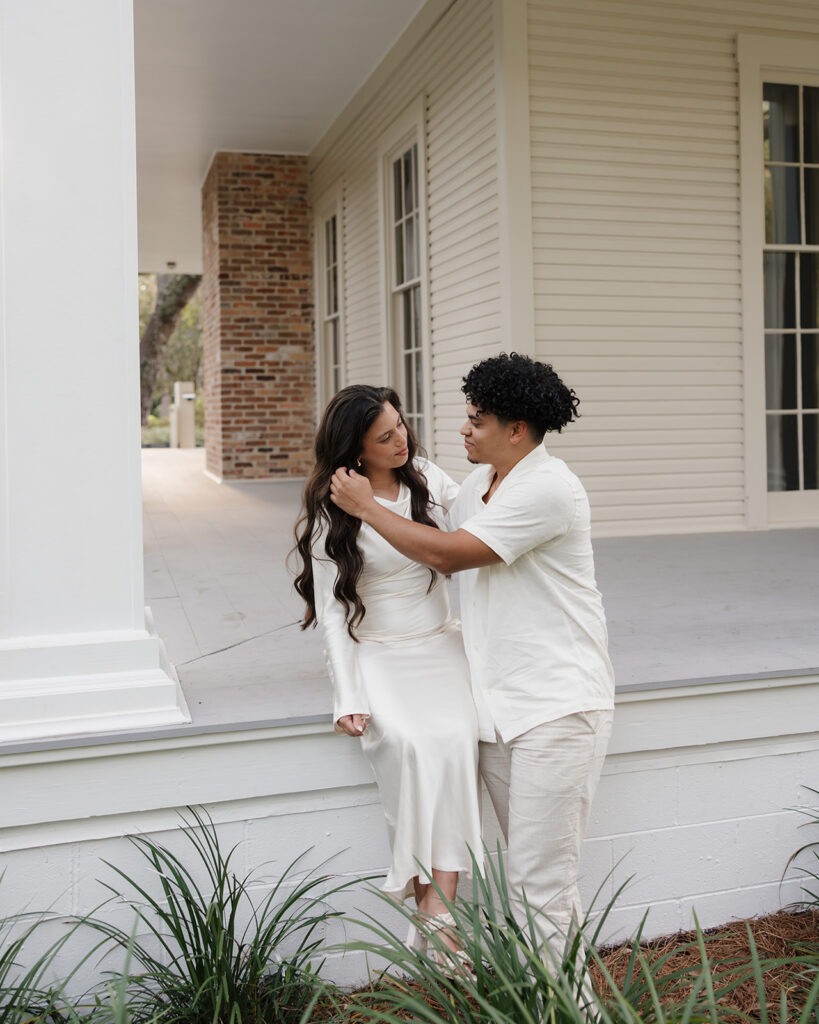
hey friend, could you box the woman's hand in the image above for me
[337,713,368,736]
[330,468,376,519]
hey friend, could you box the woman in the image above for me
[294,385,491,956]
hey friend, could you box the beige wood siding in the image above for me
[528,0,819,535]
[309,0,501,472]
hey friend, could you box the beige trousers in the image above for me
[479,709,614,957]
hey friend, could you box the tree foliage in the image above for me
[139,273,202,424]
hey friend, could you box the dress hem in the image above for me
[381,862,483,903]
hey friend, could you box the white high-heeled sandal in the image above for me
[425,912,474,976]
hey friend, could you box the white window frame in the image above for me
[739,34,819,527]
[377,97,433,454]
[313,185,345,410]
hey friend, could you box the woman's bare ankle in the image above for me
[418,894,446,918]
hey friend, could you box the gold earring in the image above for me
[355,457,363,469]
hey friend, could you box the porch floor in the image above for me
[142,449,819,731]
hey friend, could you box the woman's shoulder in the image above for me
[412,456,459,507]
[412,455,443,484]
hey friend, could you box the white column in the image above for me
[0,0,190,741]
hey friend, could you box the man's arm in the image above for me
[329,468,501,574]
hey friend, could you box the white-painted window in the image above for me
[738,35,819,526]
[379,100,432,450]
[322,214,342,396]
[762,83,819,495]
[314,191,344,406]
[389,143,424,440]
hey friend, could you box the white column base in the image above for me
[0,609,190,743]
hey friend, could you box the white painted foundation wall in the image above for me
[3,675,817,989]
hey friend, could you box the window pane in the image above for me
[331,319,339,367]
[766,415,800,490]
[404,349,415,409]
[805,168,819,245]
[764,252,796,329]
[325,321,338,395]
[331,215,338,261]
[804,335,819,409]
[402,289,413,353]
[801,252,819,329]
[403,148,415,216]
[412,284,421,346]
[765,165,801,243]
[765,334,798,409]
[415,345,424,417]
[763,83,799,163]
[805,415,818,489]
[393,159,402,222]
[405,214,417,280]
[805,87,819,164]
[394,224,404,284]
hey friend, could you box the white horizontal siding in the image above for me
[529,0,819,535]
[310,0,501,472]
[425,2,501,466]
[341,173,384,384]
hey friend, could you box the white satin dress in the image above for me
[312,459,493,899]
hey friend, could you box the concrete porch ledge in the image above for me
[2,446,817,755]
[142,448,819,727]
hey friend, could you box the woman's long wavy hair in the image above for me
[293,385,440,639]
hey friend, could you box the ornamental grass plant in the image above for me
[0,873,103,1024]
[786,788,819,917]
[313,847,819,1024]
[0,908,63,1024]
[4,808,819,1024]
[82,808,358,1024]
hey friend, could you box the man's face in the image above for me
[460,404,512,465]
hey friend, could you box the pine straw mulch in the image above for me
[590,908,819,1021]
[310,908,819,1022]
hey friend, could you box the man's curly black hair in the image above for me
[462,352,579,442]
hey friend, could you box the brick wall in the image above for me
[201,153,314,479]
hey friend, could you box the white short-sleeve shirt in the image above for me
[450,444,615,742]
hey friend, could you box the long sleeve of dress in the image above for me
[416,458,460,525]
[311,546,371,731]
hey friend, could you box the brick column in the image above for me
[201,153,315,479]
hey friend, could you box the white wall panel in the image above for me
[528,0,819,535]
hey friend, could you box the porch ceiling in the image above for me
[134,0,427,274]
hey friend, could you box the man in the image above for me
[329,352,614,957]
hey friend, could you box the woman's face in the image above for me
[359,402,409,475]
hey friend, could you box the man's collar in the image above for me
[489,442,549,490]
[506,441,548,477]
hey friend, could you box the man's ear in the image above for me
[509,420,529,445]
